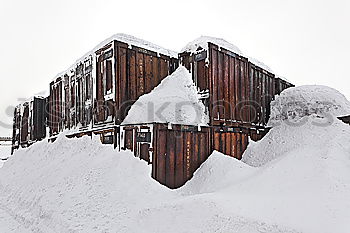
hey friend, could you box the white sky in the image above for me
[0,0,349,136]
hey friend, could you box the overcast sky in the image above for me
[0,0,349,136]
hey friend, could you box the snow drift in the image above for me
[269,85,350,126]
[182,119,350,233]
[0,134,301,233]
[1,85,350,233]
[123,66,208,125]
[0,135,174,232]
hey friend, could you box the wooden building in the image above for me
[179,38,293,159]
[48,35,179,137]
[12,34,294,189]
[11,96,46,150]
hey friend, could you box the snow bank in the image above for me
[0,134,301,233]
[269,85,350,126]
[123,66,209,125]
[0,146,11,168]
[180,151,257,194]
[183,119,350,233]
[0,135,174,232]
[2,83,350,232]
[0,209,32,233]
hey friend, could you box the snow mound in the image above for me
[181,36,243,56]
[0,134,301,233]
[0,135,173,232]
[269,85,350,126]
[0,147,10,168]
[243,118,350,167]
[180,151,257,194]
[183,118,350,233]
[123,66,209,125]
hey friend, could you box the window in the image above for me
[106,60,113,93]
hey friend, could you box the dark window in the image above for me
[106,60,113,93]
[85,74,90,100]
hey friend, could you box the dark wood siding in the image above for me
[249,63,275,125]
[49,78,63,136]
[179,42,296,128]
[153,124,211,189]
[274,77,294,95]
[212,127,250,160]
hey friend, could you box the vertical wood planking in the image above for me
[217,51,224,119]
[152,56,159,89]
[157,129,167,185]
[197,60,207,90]
[236,132,242,159]
[166,130,176,188]
[151,124,158,179]
[220,132,226,153]
[225,132,232,157]
[136,52,145,96]
[232,132,237,158]
[140,143,150,163]
[128,50,137,101]
[234,57,241,122]
[174,131,184,188]
[211,46,218,120]
[192,132,199,176]
[118,46,128,121]
[184,131,192,181]
[223,54,230,121]
[229,57,236,120]
[144,55,153,94]
[160,57,169,79]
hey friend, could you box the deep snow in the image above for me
[0,146,11,168]
[269,85,350,126]
[1,117,350,232]
[1,86,350,232]
[0,134,301,233]
[122,66,208,126]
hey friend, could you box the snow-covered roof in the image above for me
[17,94,46,105]
[180,36,243,56]
[275,74,292,84]
[34,90,49,98]
[248,56,273,74]
[51,33,178,82]
[269,85,350,126]
[181,36,275,74]
[95,33,178,58]
[122,66,208,126]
